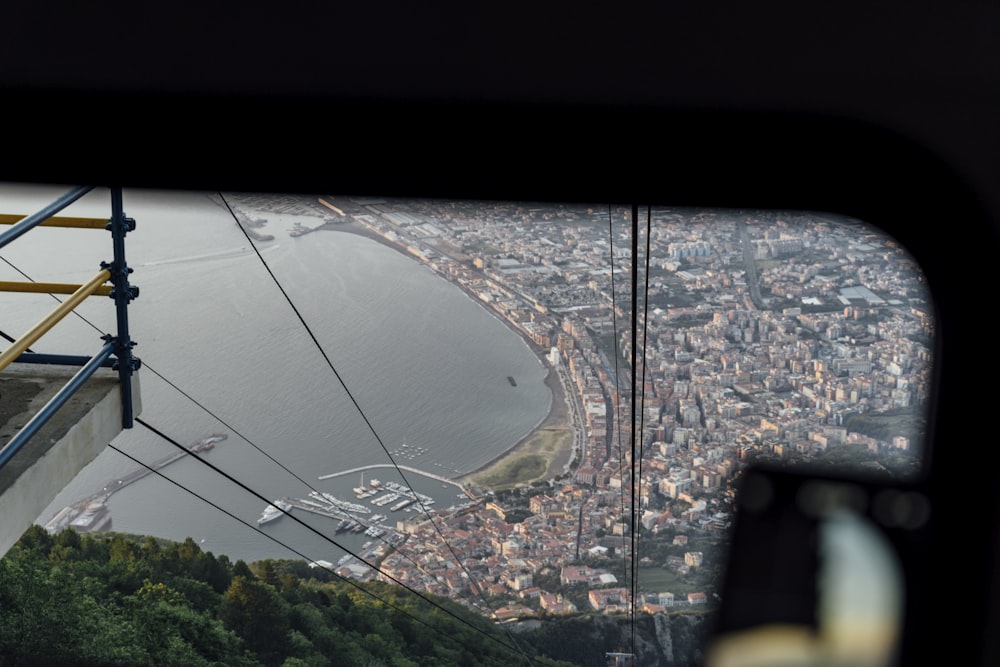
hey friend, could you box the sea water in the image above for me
[2,186,550,564]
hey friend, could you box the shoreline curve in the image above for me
[322,220,577,488]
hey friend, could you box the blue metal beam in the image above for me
[0,186,94,250]
[13,352,116,367]
[104,187,140,428]
[0,342,115,471]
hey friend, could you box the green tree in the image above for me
[0,553,144,665]
[14,524,53,555]
[219,575,291,665]
[127,588,245,667]
[232,559,255,580]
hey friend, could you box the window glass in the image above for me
[2,187,932,666]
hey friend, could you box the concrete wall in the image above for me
[0,363,140,555]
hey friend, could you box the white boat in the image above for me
[353,472,367,497]
[257,499,292,525]
[372,492,399,506]
[390,498,415,512]
[311,491,372,514]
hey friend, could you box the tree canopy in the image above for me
[0,527,577,667]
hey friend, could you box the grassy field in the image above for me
[842,408,924,442]
[462,361,576,491]
[464,427,573,490]
[637,566,716,596]
[472,454,547,489]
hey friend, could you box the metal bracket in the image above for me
[102,333,141,373]
[105,216,136,233]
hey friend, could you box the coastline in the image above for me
[320,221,577,489]
[458,363,576,489]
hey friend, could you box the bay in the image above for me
[2,186,551,564]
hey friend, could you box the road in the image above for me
[737,217,766,310]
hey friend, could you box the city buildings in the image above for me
[258,196,930,622]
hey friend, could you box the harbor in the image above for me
[317,462,473,497]
[254,491,409,558]
[255,472,458,535]
[44,434,228,534]
[253,464,479,568]
[315,463,478,520]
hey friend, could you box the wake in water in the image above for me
[138,243,280,267]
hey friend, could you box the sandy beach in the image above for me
[321,220,577,489]
[458,363,576,490]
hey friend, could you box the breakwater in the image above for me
[317,463,472,497]
[44,434,227,534]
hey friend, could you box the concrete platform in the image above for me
[0,362,140,554]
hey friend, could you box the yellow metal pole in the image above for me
[0,281,113,296]
[0,214,108,229]
[0,269,111,373]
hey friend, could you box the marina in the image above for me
[251,463,476,564]
[318,462,469,495]
[390,498,415,512]
[371,492,398,507]
[26,194,549,567]
[312,491,372,515]
[264,493,409,546]
[43,432,476,567]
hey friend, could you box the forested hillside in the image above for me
[0,527,577,667]
[0,527,715,666]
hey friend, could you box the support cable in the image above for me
[104,442,528,661]
[631,206,652,646]
[0,328,30,350]
[0,256,324,499]
[4,194,531,664]
[218,193,536,665]
[607,204,630,594]
[1,246,485,610]
[0,201,531,644]
[135,417,536,665]
[628,203,641,654]
[138,365,431,567]
[7,218,494,606]
[0,251,28,350]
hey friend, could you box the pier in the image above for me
[272,496,407,547]
[44,434,227,533]
[93,434,226,504]
[317,462,468,494]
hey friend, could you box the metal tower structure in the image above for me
[0,185,140,470]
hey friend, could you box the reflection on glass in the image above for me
[0,189,933,666]
[706,508,903,667]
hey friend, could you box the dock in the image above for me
[317,462,467,493]
[44,434,227,533]
[276,495,406,546]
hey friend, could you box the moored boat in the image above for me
[191,433,228,452]
[257,499,292,525]
[390,498,415,512]
[352,472,367,497]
